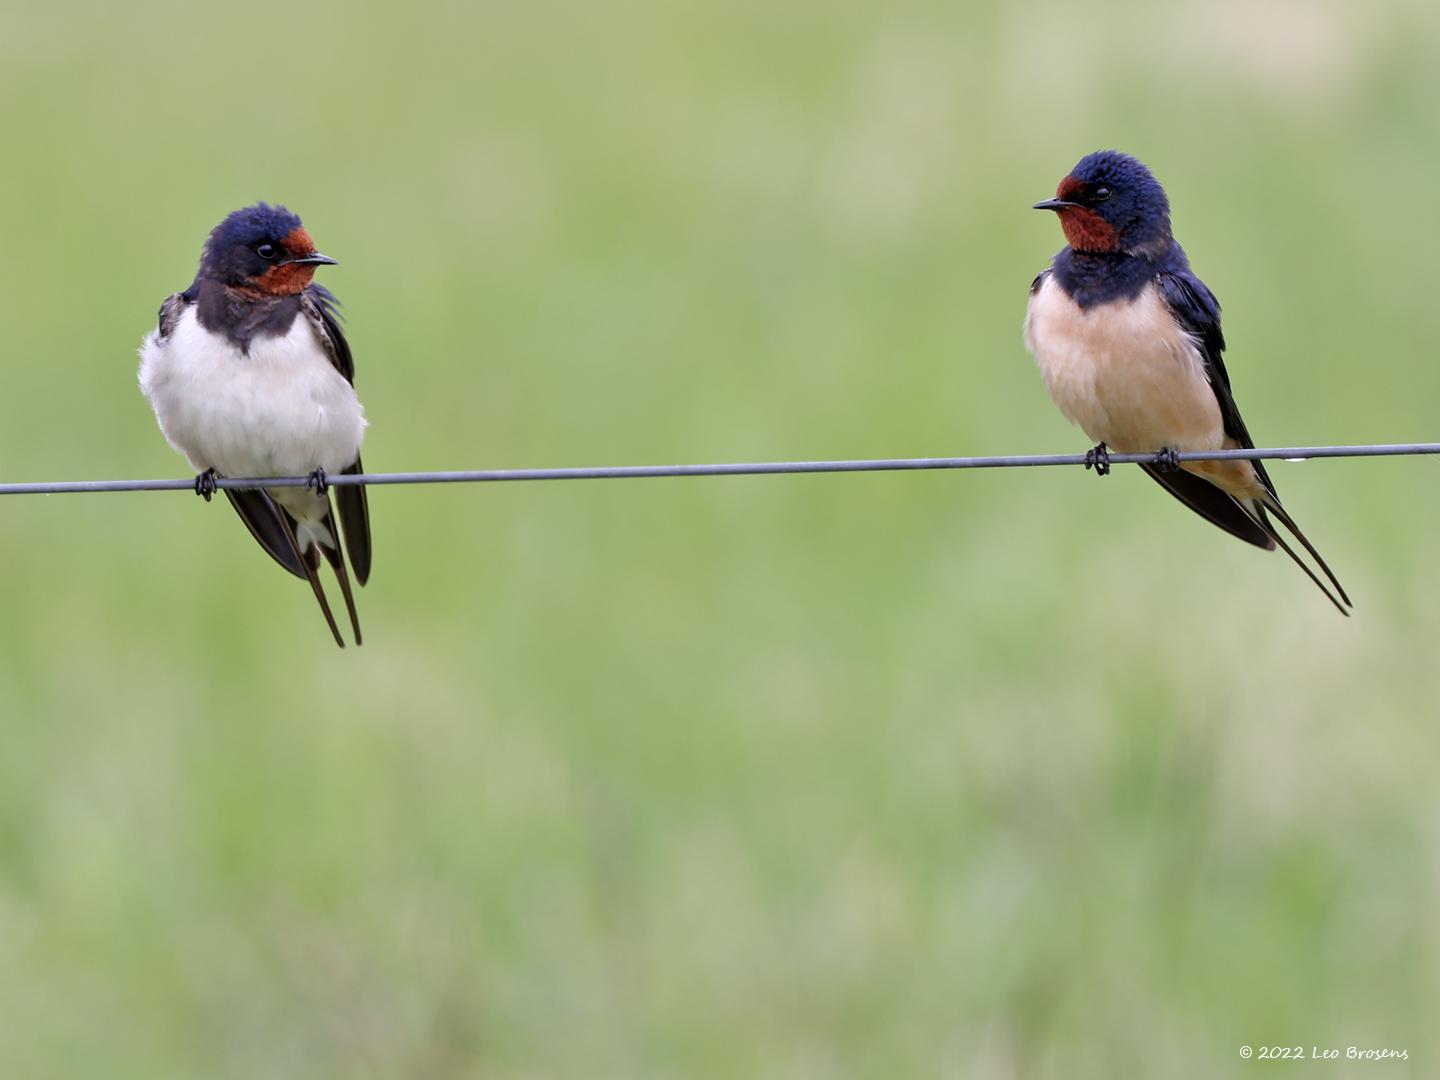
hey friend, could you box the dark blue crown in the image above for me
[197,203,307,283]
[1068,150,1171,252]
[203,203,302,259]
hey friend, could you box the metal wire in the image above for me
[0,443,1435,496]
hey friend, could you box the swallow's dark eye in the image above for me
[256,243,277,260]
[1092,186,1112,202]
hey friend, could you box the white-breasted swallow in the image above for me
[1024,151,1350,614]
[139,203,372,645]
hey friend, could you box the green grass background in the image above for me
[1,1,1438,1075]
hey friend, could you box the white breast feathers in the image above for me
[139,305,367,480]
[1023,276,1224,454]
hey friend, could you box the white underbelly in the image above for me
[1024,276,1224,453]
[139,306,367,484]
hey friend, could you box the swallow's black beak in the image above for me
[1032,199,1079,212]
[284,252,338,267]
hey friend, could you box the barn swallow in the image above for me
[138,203,372,646]
[1023,151,1350,614]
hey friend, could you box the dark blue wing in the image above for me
[302,283,355,384]
[300,284,370,584]
[156,284,198,339]
[1153,268,1349,609]
[1154,267,1278,499]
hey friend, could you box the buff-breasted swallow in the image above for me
[1023,151,1350,614]
[139,203,373,646]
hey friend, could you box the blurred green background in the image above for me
[1,1,1438,1075]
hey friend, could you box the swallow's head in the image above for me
[198,203,336,294]
[1034,151,1172,256]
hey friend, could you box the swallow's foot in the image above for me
[194,468,218,502]
[305,467,329,496]
[1153,447,1182,473]
[1084,442,1112,477]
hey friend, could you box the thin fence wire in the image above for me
[0,443,1434,496]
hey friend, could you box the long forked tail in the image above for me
[1249,497,1352,616]
[225,485,359,647]
[315,497,363,646]
[276,511,347,647]
[290,495,362,647]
